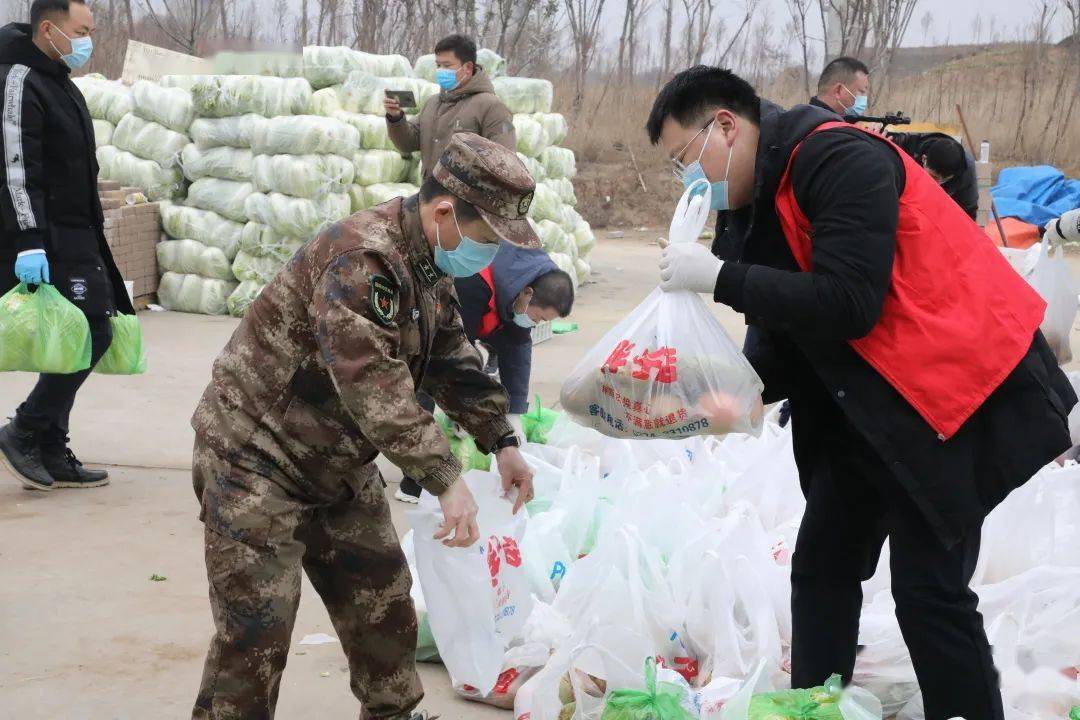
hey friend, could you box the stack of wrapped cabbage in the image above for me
[72,73,130,149]
[303,46,436,212]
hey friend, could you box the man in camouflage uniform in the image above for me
[190,133,538,720]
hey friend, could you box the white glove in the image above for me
[659,241,724,294]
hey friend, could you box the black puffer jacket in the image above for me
[0,22,131,316]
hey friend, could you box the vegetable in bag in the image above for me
[159,202,244,260]
[0,284,91,374]
[353,150,410,186]
[600,658,696,720]
[186,178,255,223]
[534,112,569,146]
[232,249,286,285]
[240,222,305,263]
[332,111,398,151]
[521,395,560,444]
[747,675,845,720]
[111,114,189,168]
[180,144,253,182]
[131,80,195,133]
[91,119,113,147]
[157,272,238,315]
[560,184,764,439]
[227,280,264,318]
[95,314,147,375]
[541,146,577,179]
[244,191,351,239]
[350,183,419,212]
[251,115,359,157]
[527,182,563,222]
[251,153,355,198]
[518,152,548,183]
[189,114,268,150]
[190,75,312,118]
[338,72,438,115]
[494,77,554,114]
[73,76,132,124]
[514,114,548,158]
[103,149,185,201]
[303,46,414,89]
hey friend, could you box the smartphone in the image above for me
[384,90,417,109]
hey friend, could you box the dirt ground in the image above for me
[0,229,752,720]
[2,231,1078,719]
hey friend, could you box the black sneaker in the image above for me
[0,420,54,491]
[41,443,109,489]
[394,475,422,504]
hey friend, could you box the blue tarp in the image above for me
[992,165,1080,227]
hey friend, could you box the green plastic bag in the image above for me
[600,657,696,720]
[434,411,491,471]
[748,674,844,720]
[521,394,560,444]
[552,321,578,334]
[415,611,441,663]
[0,283,91,374]
[95,313,148,375]
[1070,706,1080,720]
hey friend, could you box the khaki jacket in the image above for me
[387,69,516,180]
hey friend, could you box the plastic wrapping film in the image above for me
[189,114,268,150]
[186,178,256,223]
[352,150,410,186]
[159,202,244,260]
[131,80,195,133]
[189,75,313,118]
[493,76,554,114]
[250,114,360,157]
[513,114,549,158]
[179,144,254,183]
[73,75,133,125]
[99,148,185,201]
[157,272,238,315]
[156,238,235,280]
[337,72,439,116]
[244,190,351,238]
[111,114,189,168]
[251,153,355,198]
[302,46,415,89]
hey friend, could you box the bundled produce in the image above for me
[534,112,569,146]
[544,177,577,207]
[303,46,414,89]
[227,280,264,317]
[599,658,696,720]
[212,50,304,78]
[252,153,355,198]
[157,271,238,315]
[232,249,288,285]
[0,284,91,374]
[537,220,574,257]
[239,223,306,263]
[159,202,244,260]
[494,76,554,114]
[541,146,577,179]
[244,190,351,238]
[98,148,184,201]
[180,144,254,182]
[188,75,312,118]
[94,314,148,375]
[527,182,563,223]
[514,114,549,158]
[186,178,256,223]
[189,114,268,150]
[250,114,359,156]
[73,75,132,125]
[352,150,409,186]
[518,153,548,183]
[331,110,398,150]
[131,80,195,133]
[561,185,764,439]
[111,114,189,168]
[91,119,114,147]
[350,183,419,212]
[156,238,235,280]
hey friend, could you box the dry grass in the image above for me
[560,45,1080,226]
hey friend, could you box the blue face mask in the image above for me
[841,84,868,117]
[513,311,536,328]
[436,68,460,92]
[50,25,93,70]
[680,122,735,212]
[434,206,499,277]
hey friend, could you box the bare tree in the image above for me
[785,0,814,97]
[712,0,757,67]
[563,0,608,111]
[970,13,983,44]
[659,0,674,85]
[919,9,932,45]
[140,0,222,54]
[679,0,716,66]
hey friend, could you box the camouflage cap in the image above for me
[432,132,541,249]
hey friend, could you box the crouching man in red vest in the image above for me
[649,66,1075,719]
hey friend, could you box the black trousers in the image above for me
[15,314,112,441]
[789,419,1003,720]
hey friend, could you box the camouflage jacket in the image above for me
[386,69,516,180]
[192,196,512,502]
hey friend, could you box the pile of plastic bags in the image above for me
[404,405,1080,719]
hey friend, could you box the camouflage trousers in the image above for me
[190,441,423,720]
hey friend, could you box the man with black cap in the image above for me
[188,133,538,720]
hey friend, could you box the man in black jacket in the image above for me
[649,66,1074,719]
[810,56,870,118]
[0,1,132,492]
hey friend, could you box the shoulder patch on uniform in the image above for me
[370,274,398,326]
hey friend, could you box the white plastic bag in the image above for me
[409,472,533,696]
[561,184,764,439]
[1028,234,1078,364]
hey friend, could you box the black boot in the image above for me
[41,438,109,489]
[0,419,54,491]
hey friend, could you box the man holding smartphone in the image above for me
[384,33,516,180]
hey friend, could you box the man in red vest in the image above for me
[647,66,1075,719]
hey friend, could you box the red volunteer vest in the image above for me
[774,121,1046,439]
[477,266,500,338]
